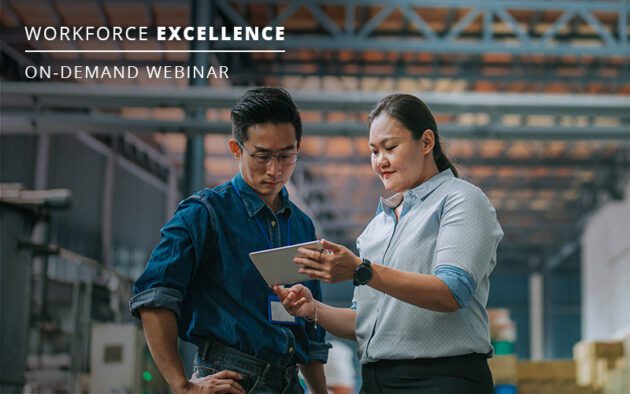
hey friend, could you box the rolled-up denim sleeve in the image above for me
[434,264,476,309]
[129,198,212,319]
[129,287,184,318]
[308,338,332,363]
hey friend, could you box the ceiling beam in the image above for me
[3,82,630,116]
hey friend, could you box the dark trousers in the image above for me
[360,353,494,394]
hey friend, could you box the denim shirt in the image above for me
[129,173,330,365]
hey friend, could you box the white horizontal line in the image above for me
[24,49,285,53]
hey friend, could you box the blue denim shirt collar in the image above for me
[231,172,291,217]
[378,168,454,217]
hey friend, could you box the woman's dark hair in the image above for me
[368,93,459,178]
[231,87,302,144]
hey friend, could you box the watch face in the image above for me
[356,266,371,283]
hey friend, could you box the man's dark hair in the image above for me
[231,87,302,144]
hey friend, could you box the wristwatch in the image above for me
[353,258,373,286]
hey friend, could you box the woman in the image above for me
[274,94,503,394]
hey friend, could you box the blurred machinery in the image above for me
[0,184,71,393]
[90,323,167,394]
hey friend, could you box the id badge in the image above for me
[268,295,297,325]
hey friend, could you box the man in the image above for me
[130,87,329,394]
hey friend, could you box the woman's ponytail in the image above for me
[434,147,459,178]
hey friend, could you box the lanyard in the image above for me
[232,179,290,249]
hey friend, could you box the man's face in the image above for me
[229,122,299,200]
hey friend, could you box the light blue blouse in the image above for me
[352,169,503,363]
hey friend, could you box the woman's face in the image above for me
[369,113,434,193]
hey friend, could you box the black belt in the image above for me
[199,339,296,385]
[365,352,490,368]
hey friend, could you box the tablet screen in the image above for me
[249,240,322,286]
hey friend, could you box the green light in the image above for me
[142,371,153,382]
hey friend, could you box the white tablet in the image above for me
[249,240,322,287]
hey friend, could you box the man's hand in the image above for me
[273,284,316,319]
[176,371,246,394]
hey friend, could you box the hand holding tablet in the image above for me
[249,240,323,287]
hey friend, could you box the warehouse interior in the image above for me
[1,0,630,393]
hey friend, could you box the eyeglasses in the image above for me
[237,141,299,167]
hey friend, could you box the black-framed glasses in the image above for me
[237,141,299,167]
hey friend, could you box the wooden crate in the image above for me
[574,341,625,388]
[602,358,630,394]
[517,360,576,383]
[518,382,599,394]
[489,355,517,384]
[574,341,624,359]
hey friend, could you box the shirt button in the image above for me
[288,346,294,353]
[271,220,277,227]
